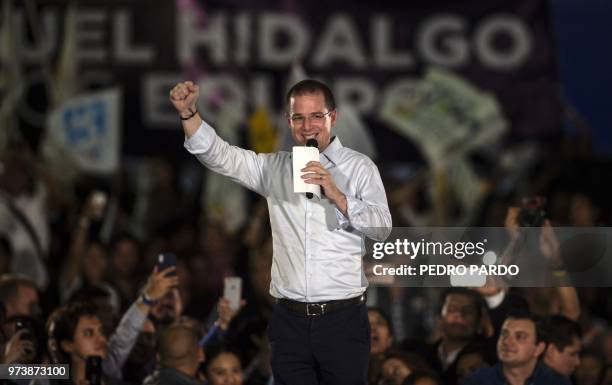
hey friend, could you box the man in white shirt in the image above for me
[170,79,392,384]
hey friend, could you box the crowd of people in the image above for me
[0,105,611,385]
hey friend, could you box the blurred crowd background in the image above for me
[0,0,611,384]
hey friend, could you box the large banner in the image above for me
[10,0,559,160]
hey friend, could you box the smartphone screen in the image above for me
[157,252,178,276]
[86,356,102,385]
[90,191,108,219]
[223,277,242,311]
[14,318,34,341]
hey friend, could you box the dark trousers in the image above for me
[268,301,370,385]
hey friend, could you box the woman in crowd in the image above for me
[204,345,244,385]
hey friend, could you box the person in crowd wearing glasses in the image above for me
[170,79,391,385]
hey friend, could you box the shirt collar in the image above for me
[527,362,544,382]
[320,136,342,166]
[496,362,543,385]
[494,363,507,383]
[158,367,201,384]
[437,342,463,370]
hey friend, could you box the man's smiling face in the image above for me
[287,91,336,151]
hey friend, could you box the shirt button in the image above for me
[308,212,313,218]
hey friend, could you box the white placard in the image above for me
[292,146,321,198]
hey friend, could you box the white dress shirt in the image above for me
[185,120,392,302]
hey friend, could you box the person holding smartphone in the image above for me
[52,301,128,385]
[171,79,392,384]
[48,264,178,383]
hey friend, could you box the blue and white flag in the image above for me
[45,88,122,175]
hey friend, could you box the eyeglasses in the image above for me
[289,111,334,126]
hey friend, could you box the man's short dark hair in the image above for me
[541,315,582,351]
[504,311,544,344]
[158,324,200,368]
[439,287,487,318]
[286,79,335,111]
[0,274,37,304]
[111,232,143,255]
[203,344,242,374]
[67,287,112,304]
[367,306,393,337]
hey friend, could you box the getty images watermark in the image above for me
[361,227,612,287]
[371,237,519,278]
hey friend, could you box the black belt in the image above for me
[277,295,365,316]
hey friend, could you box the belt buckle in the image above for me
[306,303,325,316]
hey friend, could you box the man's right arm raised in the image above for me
[170,81,268,196]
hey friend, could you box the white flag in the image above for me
[380,66,507,164]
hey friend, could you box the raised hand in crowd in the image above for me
[172,288,183,323]
[216,297,246,331]
[82,190,108,222]
[137,265,179,316]
[143,267,178,302]
[503,206,560,262]
[502,206,560,264]
[504,206,521,241]
[98,264,179,377]
[61,191,109,296]
[539,219,561,266]
[502,206,580,320]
